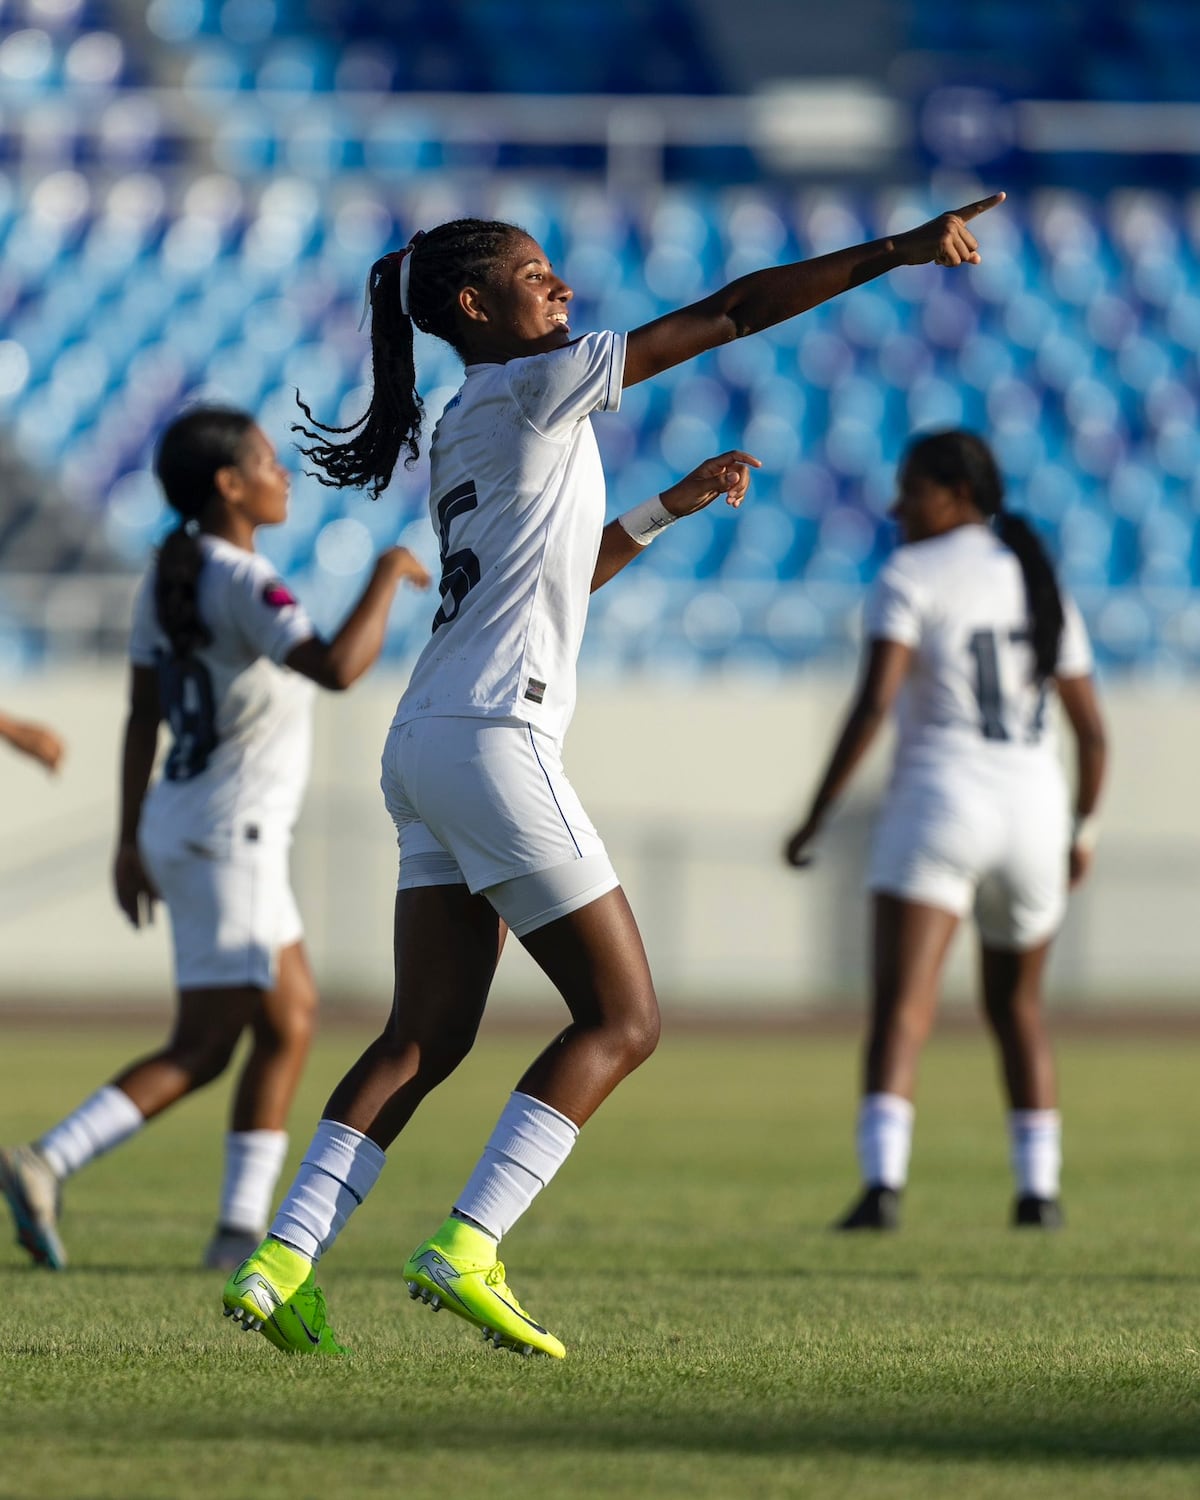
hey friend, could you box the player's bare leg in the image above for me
[2,986,261,1268]
[513,886,659,1123]
[836,894,959,1230]
[204,943,319,1269]
[980,939,1062,1227]
[322,886,505,1144]
[403,885,657,1356]
[114,986,262,1117]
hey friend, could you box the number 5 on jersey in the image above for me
[432,480,481,633]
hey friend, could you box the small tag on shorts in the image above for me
[524,678,546,704]
[245,824,260,842]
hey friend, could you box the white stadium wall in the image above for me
[0,664,1195,1017]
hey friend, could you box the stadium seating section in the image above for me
[2,0,1199,675]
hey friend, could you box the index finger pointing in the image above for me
[954,191,1006,222]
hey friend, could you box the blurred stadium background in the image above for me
[2,0,1199,1014]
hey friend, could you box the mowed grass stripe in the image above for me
[1,1026,1198,1499]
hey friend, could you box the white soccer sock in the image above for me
[856,1092,915,1191]
[218,1129,290,1234]
[452,1091,579,1243]
[1008,1109,1062,1199]
[36,1085,145,1180]
[268,1118,385,1263]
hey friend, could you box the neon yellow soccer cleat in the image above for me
[222,1238,347,1356]
[403,1216,565,1359]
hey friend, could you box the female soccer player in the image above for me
[784,429,1107,1231]
[0,405,429,1271]
[223,197,1003,1359]
[0,710,65,772]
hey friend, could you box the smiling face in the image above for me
[457,233,574,361]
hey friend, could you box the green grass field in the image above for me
[1,1020,1198,1500]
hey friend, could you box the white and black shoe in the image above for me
[0,1144,66,1268]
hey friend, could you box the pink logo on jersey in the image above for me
[262,580,297,609]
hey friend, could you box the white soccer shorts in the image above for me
[381,716,619,937]
[866,770,1070,950]
[138,824,302,991]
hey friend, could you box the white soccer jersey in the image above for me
[129,535,316,849]
[865,523,1093,785]
[393,330,626,743]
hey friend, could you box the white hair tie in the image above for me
[356,236,423,332]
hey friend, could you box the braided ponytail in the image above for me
[294,218,523,500]
[904,429,1065,680]
[152,405,256,657]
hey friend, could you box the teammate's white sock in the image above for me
[1008,1109,1061,1199]
[452,1091,579,1243]
[856,1092,915,1191]
[218,1129,289,1234]
[268,1118,385,1263]
[36,1085,144,1179]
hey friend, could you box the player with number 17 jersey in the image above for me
[870,523,1092,802]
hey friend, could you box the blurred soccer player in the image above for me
[0,711,64,773]
[785,429,1107,1231]
[0,406,429,1271]
[223,196,1002,1359]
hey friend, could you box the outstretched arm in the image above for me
[286,547,431,690]
[591,450,761,592]
[624,194,1005,388]
[783,637,913,868]
[1055,673,1107,889]
[0,710,65,772]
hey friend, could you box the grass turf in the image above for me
[1,1022,1198,1500]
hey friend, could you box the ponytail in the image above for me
[293,252,421,500]
[154,523,210,658]
[152,405,256,657]
[903,429,1065,680]
[294,217,523,499]
[992,510,1065,680]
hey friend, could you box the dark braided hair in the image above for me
[903,429,1065,680]
[293,218,524,500]
[153,405,256,657]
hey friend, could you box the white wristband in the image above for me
[1071,813,1100,856]
[617,495,677,546]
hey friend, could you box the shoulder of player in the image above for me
[895,527,996,576]
[203,540,294,610]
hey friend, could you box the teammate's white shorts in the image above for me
[381,716,619,938]
[138,823,302,991]
[866,771,1070,950]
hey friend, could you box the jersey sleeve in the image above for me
[127,567,161,667]
[227,554,316,665]
[1055,593,1094,679]
[505,331,626,437]
[864,554,924,648]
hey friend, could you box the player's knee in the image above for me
[612,991,661,1069]
[172,1037,239,1089]
[375,1023,476,1089]
[276,980,318,1047]
[418,1027,478,1084]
